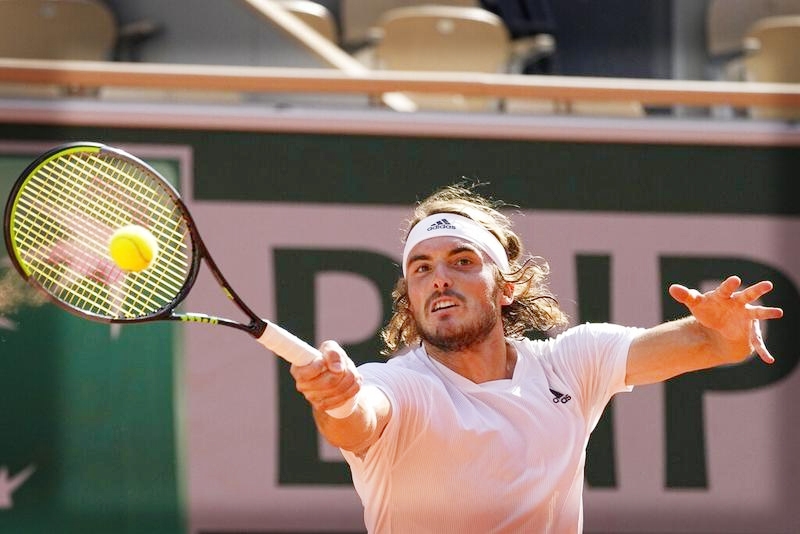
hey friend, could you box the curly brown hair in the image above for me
[380,183,569,355]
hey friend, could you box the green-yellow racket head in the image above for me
[3,143,197,322]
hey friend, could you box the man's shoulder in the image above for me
[512,323,636,358]
[358,346,430,376]
[357,347,444,397]
[521,323,633,343]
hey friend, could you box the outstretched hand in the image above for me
[669,275,783,364]
[290,340,361,415]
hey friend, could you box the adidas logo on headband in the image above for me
[426,219,456,231]
[402,213,510,276]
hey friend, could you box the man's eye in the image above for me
[414,264,431,273]
[455,257,472,265]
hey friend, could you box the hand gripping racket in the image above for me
[3,142,356,418]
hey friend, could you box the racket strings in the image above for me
[68,152,192,312]
[10,150,194,319]
[89,156,192,313]
[16,155,150,314]
[13,171,119,314]
[32,153,186,316]
[66,154,192,284]
[58,155,180,313]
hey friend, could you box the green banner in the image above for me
[0,151,184,534]
[0,119,797,533]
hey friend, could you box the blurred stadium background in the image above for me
[0,1,798,533]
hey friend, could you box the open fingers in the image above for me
[733,280,774,303]
[748,304,784,321]
[750,319,775,364]
[716,275,742,298]
[668,284,700,306]
[672,278,777,309]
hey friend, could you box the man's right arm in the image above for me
[314,385,392,456]
[291,340,392,455]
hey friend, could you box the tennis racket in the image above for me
[3,142,356,418]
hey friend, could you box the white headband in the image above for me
[402,213,509,276]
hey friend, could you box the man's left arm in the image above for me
[625,275,784,386]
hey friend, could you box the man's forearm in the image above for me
[313,385,391,456]
[625,316,752,386]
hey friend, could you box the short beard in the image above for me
[416,289,501,353]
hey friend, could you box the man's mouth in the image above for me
[431,298,458,313]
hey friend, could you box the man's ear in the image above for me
[500,282,515,306]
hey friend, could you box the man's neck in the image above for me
[423,331,517,383]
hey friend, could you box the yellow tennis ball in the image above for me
[108,225,159,272]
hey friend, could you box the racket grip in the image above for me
[257,322,358,419]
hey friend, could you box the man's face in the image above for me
[404,236,506,352]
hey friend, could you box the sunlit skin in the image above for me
[626,275,784,385]
[405,236,515,383]
[668,276,781,364]
[285,188,788,531]
[290,242,784,455]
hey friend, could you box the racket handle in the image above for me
[257,322,358,419]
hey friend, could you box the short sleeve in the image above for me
[342,361,433,469]
[535,323,642,430]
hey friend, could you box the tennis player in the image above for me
[290,184,783,533]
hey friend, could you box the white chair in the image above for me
[0,0,116,60]
[367,5,510,111]
[742,15,800,120]
[0,0,117,98]
[340,0,479,50]
[706,0,800,81]
[280,0,338,42]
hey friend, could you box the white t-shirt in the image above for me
[341,323,641,534]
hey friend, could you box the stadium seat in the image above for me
[340,0,479,51]
[0,0,117,60]
[706,0,800,81]
[279,0,338,43]
[0,0,117,97]
[366,5,511,111]
[741,15,800,119]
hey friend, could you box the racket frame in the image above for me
[3,142,268,338]
[3,142,356,417]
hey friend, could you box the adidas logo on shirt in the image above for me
[550,389,572,404]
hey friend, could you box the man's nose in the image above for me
[432,263,451,289]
